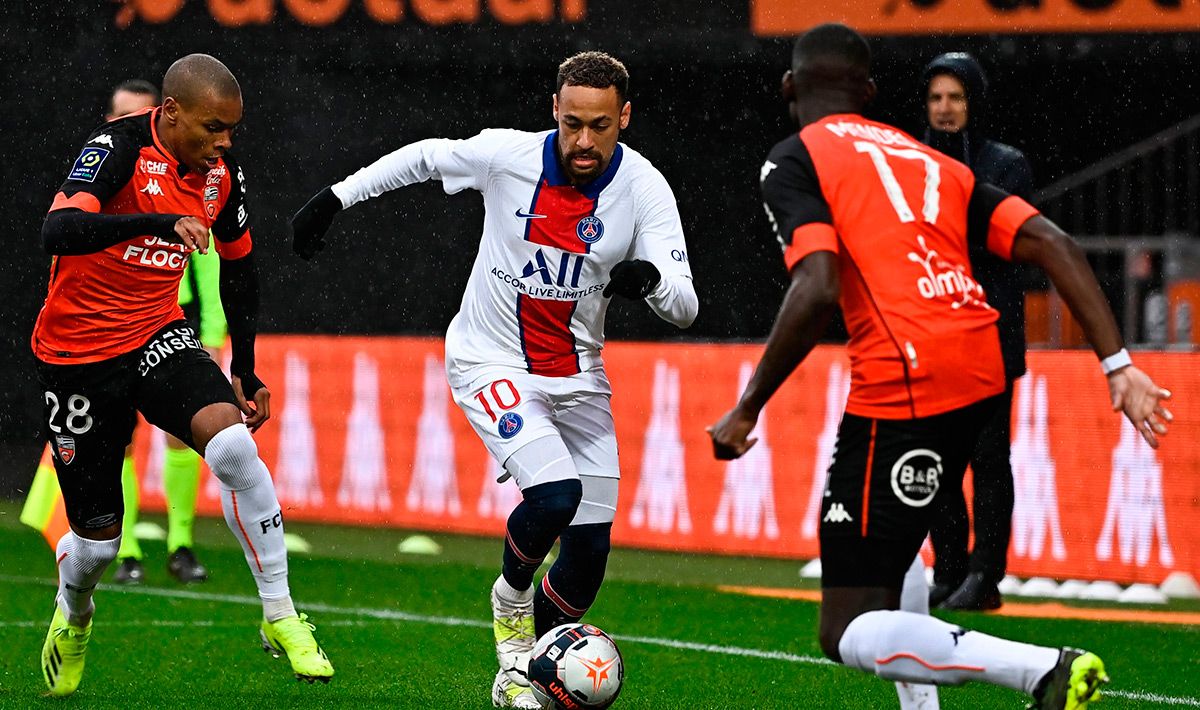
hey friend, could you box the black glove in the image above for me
[291,186,343,260]
[603,259,661,299]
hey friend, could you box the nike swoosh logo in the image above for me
[515,209,547,219]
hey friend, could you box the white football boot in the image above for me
[490,575,535,685]
[492,668,541,709]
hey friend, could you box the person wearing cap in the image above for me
[922,52,1035,611]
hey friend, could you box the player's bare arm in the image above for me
[1010,214,1172,447]
[709,250,839,460]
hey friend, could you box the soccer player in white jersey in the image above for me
[290,52,698,708]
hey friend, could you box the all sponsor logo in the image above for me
[890,448,942,507]
[576,215,604,244]
[206,165,227,185]
[1096,418,1175,567]
[523,249,584,288]
[497,412,524,440]
[907,234,988,310]
[54,434,76,465]
[141,178,163,196]
[68,147,110,183]
[204,185,219,202]
[630,360,693,534]
[713,361,780,540]
[141,158,168,175]
[136,325,203,376]
[89,133,115,147]
[406,355,461,515]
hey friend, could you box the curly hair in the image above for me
[556,51,629,103]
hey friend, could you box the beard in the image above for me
[560,149,606,184]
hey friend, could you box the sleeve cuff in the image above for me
[49,191,101,213]
[988,196,1040,261]
[783,223,838,270]
[215,229,253,260]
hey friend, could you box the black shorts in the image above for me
[819,395,1001,589]
[36,320,239,530]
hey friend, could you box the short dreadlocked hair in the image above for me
[556,51,629,103]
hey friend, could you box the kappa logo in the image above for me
[823,502,853,523]
[89,133,115,147]
[141,178,163,196]
[54,434,76,465]
[497,412,523,440]
[759,159,778,183]
[576,215,604,243]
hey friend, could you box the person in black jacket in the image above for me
[921,52,1035,611]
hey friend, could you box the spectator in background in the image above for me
[922,52,1034,611]
[106,79,160,120]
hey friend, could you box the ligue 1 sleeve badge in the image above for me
[576,215,604,244]
[498,412,524,439]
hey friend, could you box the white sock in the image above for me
[55,532,120,626]
[494,573,534,603]
[896,553,940,709]
[262,595,298,622]
[839,609,1058,695]
[205,424,291,609]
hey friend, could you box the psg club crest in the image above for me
[497,412,524,440]
[576,215,604,244]
[54,434,76,465]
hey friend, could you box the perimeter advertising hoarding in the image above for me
[752,0,1200,35]
[130,337,1195,586]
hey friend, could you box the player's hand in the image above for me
[707,406,759,460]
[604,260,661,299]
[1108,365,1172,448]
[291,186,343,260]
[172,216,210,254]
[232,373,271,433]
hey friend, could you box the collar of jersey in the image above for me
[542,131,623,200]
[147,107,191,177]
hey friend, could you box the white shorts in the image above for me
[451,368,620,482]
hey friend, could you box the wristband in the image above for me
[1100,348,1132,375]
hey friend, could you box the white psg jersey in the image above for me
[333,129,695,387]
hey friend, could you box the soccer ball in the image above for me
[528,623,624,710]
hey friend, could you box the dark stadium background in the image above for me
[2,1,1197,490]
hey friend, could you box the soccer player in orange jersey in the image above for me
[34,54,332,695]
[710,24,1171,710]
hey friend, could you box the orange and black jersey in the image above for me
[761,114,1039,419]
[33,107,255,367]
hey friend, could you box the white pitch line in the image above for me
[3,574,1197,707]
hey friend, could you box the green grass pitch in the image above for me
[0,500,1196,709]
